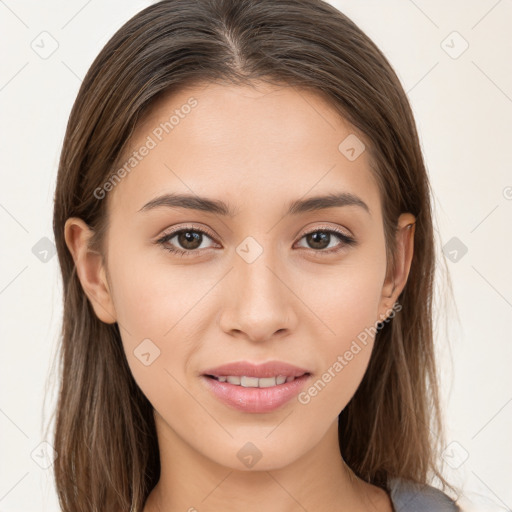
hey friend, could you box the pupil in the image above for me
[308,231,329,249]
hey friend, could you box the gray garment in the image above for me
[387,477,460,512]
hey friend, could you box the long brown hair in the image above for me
[50,0,456,510]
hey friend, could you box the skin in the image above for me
[64,81,415,512]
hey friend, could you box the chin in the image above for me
[200,433,312,472]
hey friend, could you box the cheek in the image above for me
[298,254,387,413]
[106,246,219,400]
[107,241,204,338]
[305,253,387,342]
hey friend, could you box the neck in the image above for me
[143,412,391,512]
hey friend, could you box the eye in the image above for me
[295,226,357,256]
[156,225,218,257]
[155,224,357,258]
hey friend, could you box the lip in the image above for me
[201,373,311,413]
[201,360,311,378]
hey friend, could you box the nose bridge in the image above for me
[220,235,296,340]
[239,246,281,303]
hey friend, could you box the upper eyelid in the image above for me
[300,224,353,238]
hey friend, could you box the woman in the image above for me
[51,0,460,510]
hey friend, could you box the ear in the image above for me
[378,212,416,320]
[64,217,117,324]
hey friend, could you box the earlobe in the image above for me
[64,217,117,324]
[379,213,416,319]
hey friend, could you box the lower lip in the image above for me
[201,374,311,413]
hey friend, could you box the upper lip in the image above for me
[202,361,311,378]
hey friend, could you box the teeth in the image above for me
[276,375,287,385]
[241,376,260,387]
[255,377,275,388]
[215,375,297,387]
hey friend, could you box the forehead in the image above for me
[107,81,381,217]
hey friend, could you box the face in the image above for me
[68,81,413,471]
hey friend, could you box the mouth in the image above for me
[201,372,312,413]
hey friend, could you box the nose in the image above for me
[218,244,298,343]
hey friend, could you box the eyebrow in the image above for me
[138,192,370,217]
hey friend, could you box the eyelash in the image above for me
[155,224,357,258]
